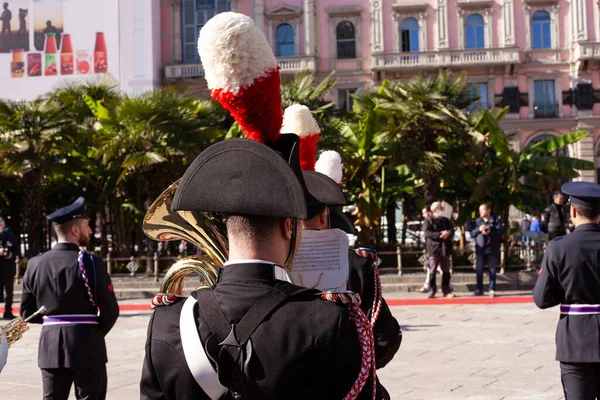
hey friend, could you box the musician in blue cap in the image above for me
[533,181,600,399]
[20,197,119,400]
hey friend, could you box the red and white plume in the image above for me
[315,151,344,185]
[197,12,281,144]
[281,104,321,170]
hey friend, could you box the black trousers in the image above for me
[0,261,14,314]
[42,366,107,400]
[561,362,600,400]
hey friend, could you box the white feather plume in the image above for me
[197,12,277,96]
[281,104,321,137]
[315,151,344,184]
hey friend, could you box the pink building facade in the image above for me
[159,0,600,183]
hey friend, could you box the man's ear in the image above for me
[571,206,577,220]
[319,208,328,229]
[282,218,294,240]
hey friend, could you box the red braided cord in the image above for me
[321,292,376,400]
[77,250,97,309]
[150,294,180,309]
[370,265,383,329]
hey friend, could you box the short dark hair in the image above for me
[226,214,281,242]
[573,204,600,220]
[553,191,563,198]
[53,219,78,238]
[480,202,491,210]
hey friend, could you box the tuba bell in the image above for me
[143,180,228,295]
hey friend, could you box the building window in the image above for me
[182,0,230,63]
[465,14,485,49]
[534,80,557,118]
[276,24,295,57]
[338,88,357,111]
[531,10,551,49]
[400,17,419,52]
[336,21,356,59]
[468,83,488,111]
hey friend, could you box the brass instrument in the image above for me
[0,306,47,372]
[143,180,229,294]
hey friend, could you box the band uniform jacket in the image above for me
[348,250,401,368]
[533,224,600,362]
[20,242,120,368]
[140,262,381,400]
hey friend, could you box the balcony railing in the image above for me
[533,102,559,119]
[276,56,316,73]
[576,42,600,60]
[164,56,315,80]
[164,63,204,79]
[373,47,520,70]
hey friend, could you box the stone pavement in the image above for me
[0,297,564,399]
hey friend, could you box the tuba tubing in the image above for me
[143,180,229,295]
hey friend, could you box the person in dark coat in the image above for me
[0,217,16,318]
[470,202,502,297]
[301,169,402,371]
[543,191,569,240]
[423,202,455,298]
[20,197,119,400]
[533,181,600,399]
[141,12,379,400]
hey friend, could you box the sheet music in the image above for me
[289,229,349,291]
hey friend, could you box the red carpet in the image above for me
[386,295,533,306]
[1,295,534,315]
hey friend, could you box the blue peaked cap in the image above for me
[561,182,600,207]
[46,197,89,224]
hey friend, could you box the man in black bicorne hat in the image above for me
[140,11,379,400]
[533,181,600,399]
[20,197,119,400]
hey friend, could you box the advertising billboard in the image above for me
[0,0,120,100]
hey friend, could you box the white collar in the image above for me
[223,259,290,282]
[224,259,276,266]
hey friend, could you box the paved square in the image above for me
[0,298,564,399]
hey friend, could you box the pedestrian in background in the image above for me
[0,217,16,319]
[419,207,434,293]
[543,191,569,240]
[423,202,455,299]
[471,203,502,297]
[520,214,532,246]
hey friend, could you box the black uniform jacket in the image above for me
[20,242,120,368]
[533,224,600,362]
[348,250,401,368]
[424,217,454,257]
[140,262,380,400]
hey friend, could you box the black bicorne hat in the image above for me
[329,207,356,234]
[172,136,325,220]
[302,171,349,207]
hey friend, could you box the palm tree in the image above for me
[0,98,70,256]
[373,72,476,205]
[469,109,594,246]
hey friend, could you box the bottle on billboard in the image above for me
[94,32,107,73]
[44,32,58,76]
[28,53,42,77]
[10,49,25,78]
[60,33,74,75]
[77,50,91,75]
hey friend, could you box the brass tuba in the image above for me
[143,180,229,295]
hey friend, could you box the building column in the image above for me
[303,0,316,55]
[371,0,384,53]
[253,0,265,32]
[502,0,515,47]
[571,0,588,42]
[173,0,182,63]
[574,133,595,182]
[437,0,449,49]
[457,9,464,50]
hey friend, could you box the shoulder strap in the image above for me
[197,282,312,345]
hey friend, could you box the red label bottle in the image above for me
[61,33,74,75]
[44,32,58,76]
[94,32,107,73]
